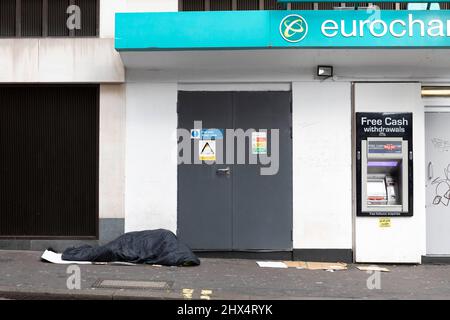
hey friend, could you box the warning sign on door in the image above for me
[252,132,267,155]
[199,140,216,161]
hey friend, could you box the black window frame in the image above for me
[0,0,99,38]
[0,0,17,37]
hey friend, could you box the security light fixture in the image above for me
[317,66,333,78]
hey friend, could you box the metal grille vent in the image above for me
[181,0,205,11]
[21,0,43,37]
[0,85,99,238]
[211,0,232,10]
[0,0,15,37]
[74,0,97,37]
[264,0,284,10]
[237,0,259,10]
[317,2,341,10]
[92,279,172,290]
[48,0,70,36]
[291,2,314,10]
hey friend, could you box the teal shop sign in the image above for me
[115,10,450,50]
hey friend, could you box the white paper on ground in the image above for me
[41,250,92,265]
[106,261,138,266]
[256,261,288,268]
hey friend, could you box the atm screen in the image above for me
[367,161,398,167]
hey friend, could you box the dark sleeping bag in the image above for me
[62,229,200,266]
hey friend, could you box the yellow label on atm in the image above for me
[379,218,391,228]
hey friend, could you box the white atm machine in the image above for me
[361,137,409,215]
[355,93,417,264]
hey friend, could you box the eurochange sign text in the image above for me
[115,10,450,50]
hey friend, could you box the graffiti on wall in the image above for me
[432,164,450,206]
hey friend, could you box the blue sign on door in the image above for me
[191,128,223,140]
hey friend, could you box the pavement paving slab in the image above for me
[0,250,449,300]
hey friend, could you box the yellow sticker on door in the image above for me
[199,140,216,161]
[379,218,391,228]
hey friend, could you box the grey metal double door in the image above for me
[177,91,292,251]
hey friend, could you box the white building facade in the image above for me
[1,0,449,263]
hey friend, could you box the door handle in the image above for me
[216,167,231,176]
[428,161,433,180]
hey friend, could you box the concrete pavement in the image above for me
[0,250,449,300]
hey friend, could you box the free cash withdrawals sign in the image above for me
[116,10,450,50]
[355,113,413,217]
